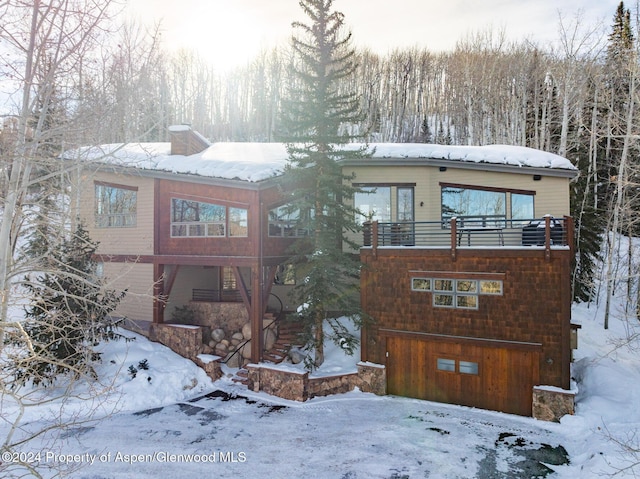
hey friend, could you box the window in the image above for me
[437,358,479,375]
[441,183,537,226]
[95,183,137,228]
[441,186,506,227]
[437,358,456,372]
[171,198,226,237]
[411,275,503,309]
[268,204,311,237]
[274,264,296,285]
[459,361,479,375]
[354,185,415,225]
[397,187,414,222]
[479,280,503,295]
[354,186,391,224]
[511,193,534,221]
[411,278,431,291]
[229,207,248,237]
[171,199,247,238]
[222,267,237,290]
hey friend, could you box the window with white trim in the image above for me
[171,198,226,237]
[411,276,503,309]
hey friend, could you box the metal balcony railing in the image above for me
[362,216,573,251]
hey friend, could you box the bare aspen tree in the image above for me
[555,10,604,157]
[0,2,130,477]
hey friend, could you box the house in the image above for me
[69,127,578,418]
[344,146,578,417]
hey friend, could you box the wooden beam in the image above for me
[164,265,180,298]
[152,263,165,324]
[233,266,252,313]
[450,217,457,261]
[263,265,279,315]
[250,266,263,363]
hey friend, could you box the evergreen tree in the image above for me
[420,115,433,143]
[279,0,371,369]
[14,223,127,386]
[602,1,636,215]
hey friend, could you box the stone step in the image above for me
[231,368,249,385]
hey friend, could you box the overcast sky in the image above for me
[127,0,620,70]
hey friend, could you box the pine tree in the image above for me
[14,223,127,386]
[279,0,371,369]
[603,1,636,215]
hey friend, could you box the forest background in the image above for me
[1,1,639,319]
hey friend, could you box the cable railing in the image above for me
[362,216,573,250]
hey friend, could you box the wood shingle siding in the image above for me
[360,246,572,415]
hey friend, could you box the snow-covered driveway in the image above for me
[52,382,567,479]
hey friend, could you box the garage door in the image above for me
[386,335,540,416]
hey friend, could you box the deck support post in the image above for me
[450,217,457,261]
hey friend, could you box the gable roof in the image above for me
[65,141,578,184]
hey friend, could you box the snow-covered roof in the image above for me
[66,141,576,183]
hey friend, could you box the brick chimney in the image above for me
[168,125,211,156]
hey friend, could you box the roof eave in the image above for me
[341,157,579,179]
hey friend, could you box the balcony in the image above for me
[362,216,573,253]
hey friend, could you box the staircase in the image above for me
[263,320,304,363]
[231,319,304,385]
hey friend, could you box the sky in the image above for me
[126,0,621,71]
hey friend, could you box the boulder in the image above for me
[239,341,252,359]
[289,347,307,364]
[211,328,225,342]
[224,352,242,369]
[264,328,277,350]
[214,342,228,356]
[241,322,252,339]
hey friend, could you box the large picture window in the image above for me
[441,183,536,227]
[354,185,414,225]
[511,193,535,220]
[171,198,226,237]
[441,186,506,226]
[95,183,137,228]
[354,186,391,224]
[171,198,248,238]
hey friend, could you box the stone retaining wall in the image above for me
[148,323,202,360]
[246,362,386,402]
[532,386,575,422]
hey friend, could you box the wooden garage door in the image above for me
[386,335,540,416]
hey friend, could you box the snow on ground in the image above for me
[2,293,640,478]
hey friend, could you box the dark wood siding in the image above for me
[361,247,571,415]
[155,179,294,260]
[386,333,540,416]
